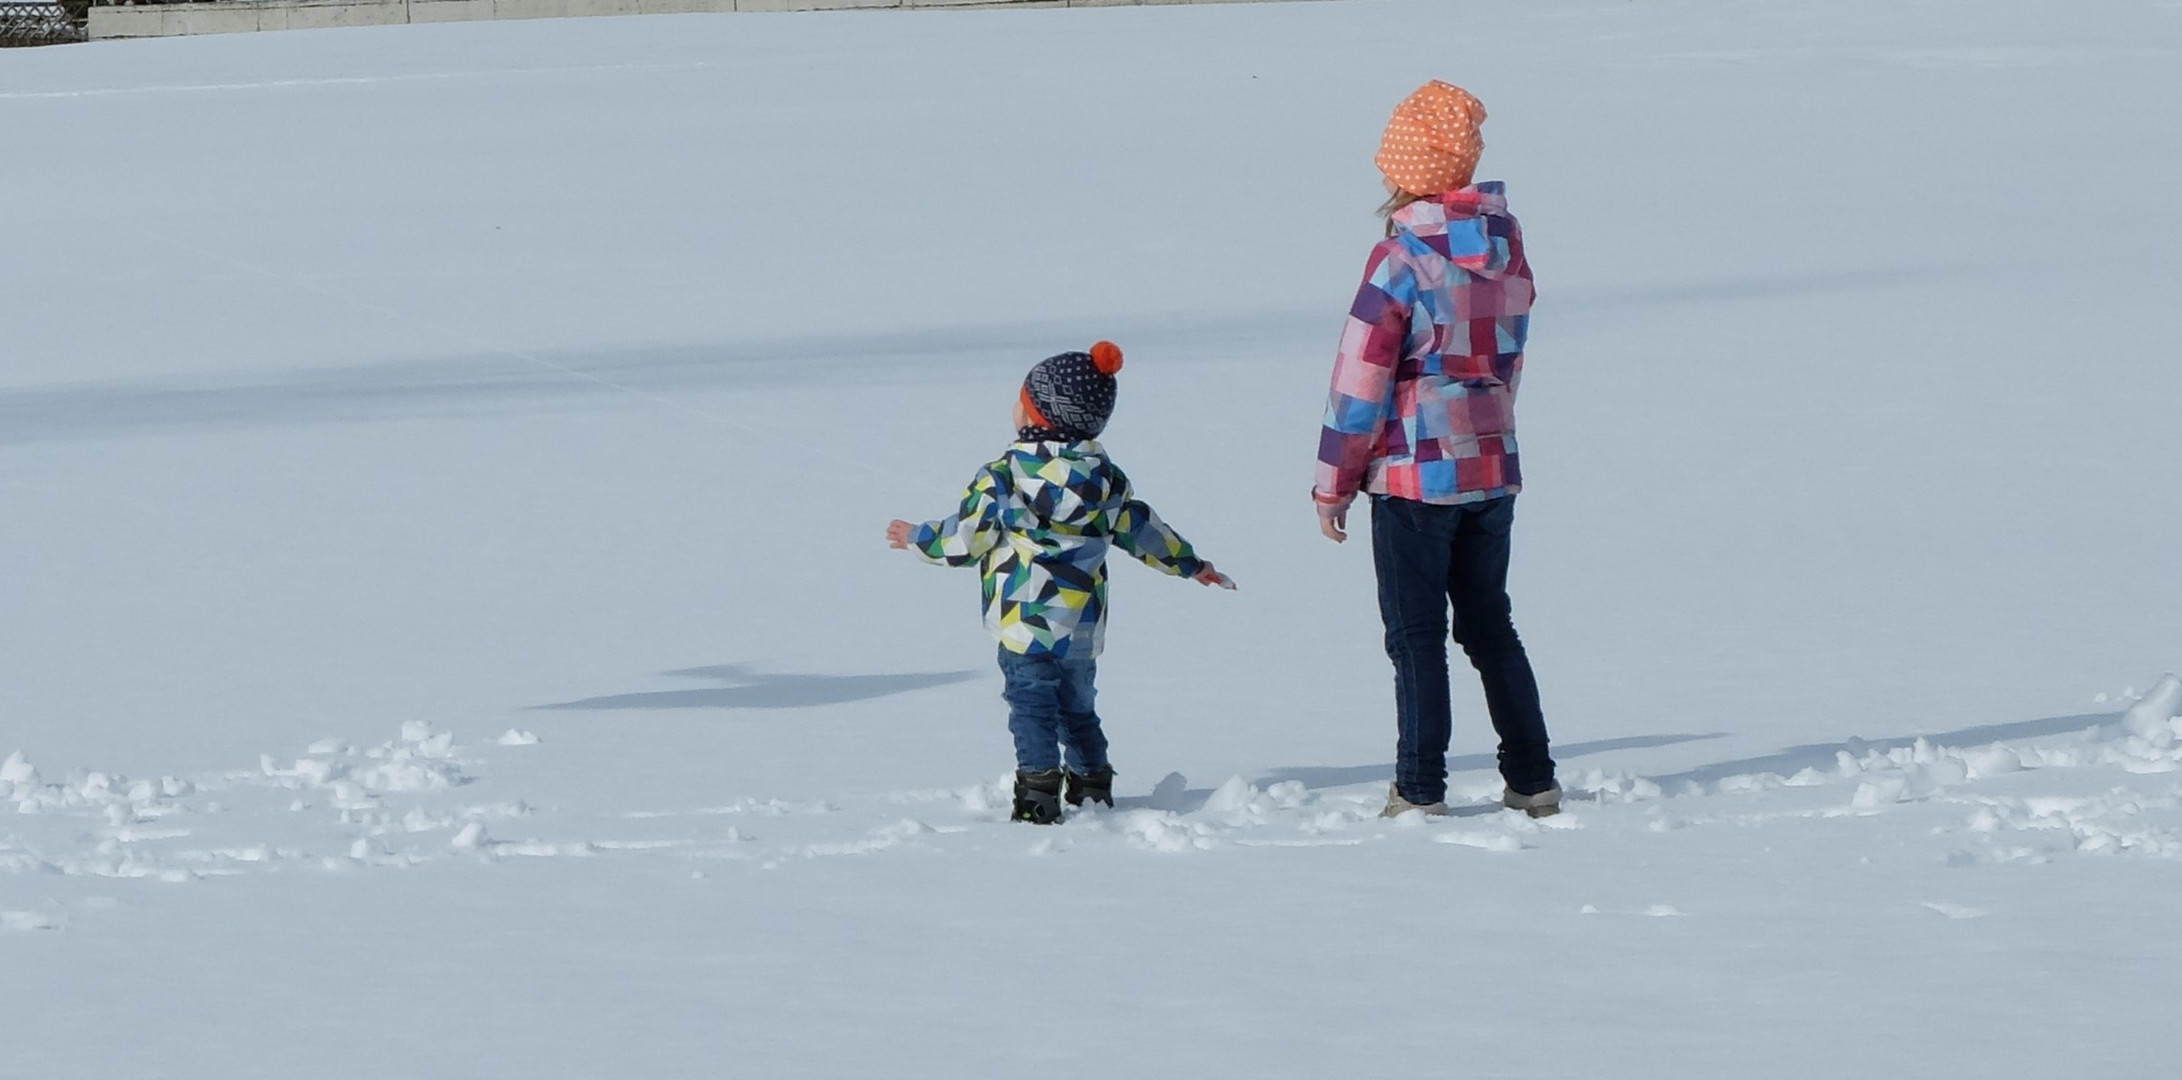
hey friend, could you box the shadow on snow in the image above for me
[0,310,1316,446]
[1256,732,1730,798]
[1239,709,2120,812]
[1643,710,2117,791]
[536,663,978,712]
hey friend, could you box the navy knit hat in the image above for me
[1019,341,1124,441]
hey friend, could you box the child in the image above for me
[887,341,1233,824]
[1312,80,1560,819]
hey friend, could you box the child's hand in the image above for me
[1316,499,1350,544]
[1194,564,1237,591]
[886,520,916,550]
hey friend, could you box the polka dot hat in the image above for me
[1019,341,1124,441]
[1375,80,1487,197]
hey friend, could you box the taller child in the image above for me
[889,342,1232,825]
[1312,81,1561,818]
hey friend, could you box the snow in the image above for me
[2121,672,2182,742]
[4,1,2182,1076]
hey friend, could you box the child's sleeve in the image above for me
[1107,467,1207,579]
[910,465,1007,568]
[1314,243,1416,506]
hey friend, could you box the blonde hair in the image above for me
[1378,188,1428,237]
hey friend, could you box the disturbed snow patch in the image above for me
[8,678,2179,912]
[1562,679,2182,866]
[1,721,565,884]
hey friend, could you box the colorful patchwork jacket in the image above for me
[1314,181,1535,508]
[912,441,1204,659]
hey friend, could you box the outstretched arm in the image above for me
[1109,472,1233,589]
[889,466,1006,567]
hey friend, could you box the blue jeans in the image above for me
[997,647,1109,775]
[1371,494,1555,804]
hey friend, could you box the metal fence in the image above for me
[1,1,86,46]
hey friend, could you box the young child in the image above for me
[887,341,1233,824]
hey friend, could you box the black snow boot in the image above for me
[1064,767,1115,809]
[1012,769,1064,825]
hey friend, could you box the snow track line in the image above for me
[0,62,712,102]
[147,231,889,477]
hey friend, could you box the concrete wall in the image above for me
[90,0,1277,41]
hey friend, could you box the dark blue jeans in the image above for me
[1371,494,1554,804]
[997,647,1109,775]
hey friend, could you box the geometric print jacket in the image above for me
[1314,181,1536,508]
[912,440,1205,659]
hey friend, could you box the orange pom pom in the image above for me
[1089,340,1124,376]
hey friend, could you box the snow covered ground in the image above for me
[5,1,2182,1075]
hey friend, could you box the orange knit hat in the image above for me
[1374,81,1488,197]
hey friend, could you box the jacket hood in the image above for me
[1389,180,1518,279]
[1004,439,1109,531]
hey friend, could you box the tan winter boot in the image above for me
[1502,781,1562,818]
[1381,783,1451,818]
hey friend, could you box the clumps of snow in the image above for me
[497,729,542,746]
[1199,776,1310,823]
[948,769,1575,854]
[10,678,2181,913]
[1956,744,2024,779]
[1571,770,1663,804]
[957,773,1013,814]
[1665,692,2182,863]
[1716,772,1786,795]
[2,750,39,787]
[260,723,471,807]
[1071,777,1353,851]
[2,721,523,888]
[1851,777,1909,809]
[1946,790,2181,860]
[1633,717,2182,809]
[1104,810,1217,853]
[5,753,191,823]
[1743,719,2182,816]
[1200,775,1253,814]
[403,806,452,833]
[2118,673,2182,744]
